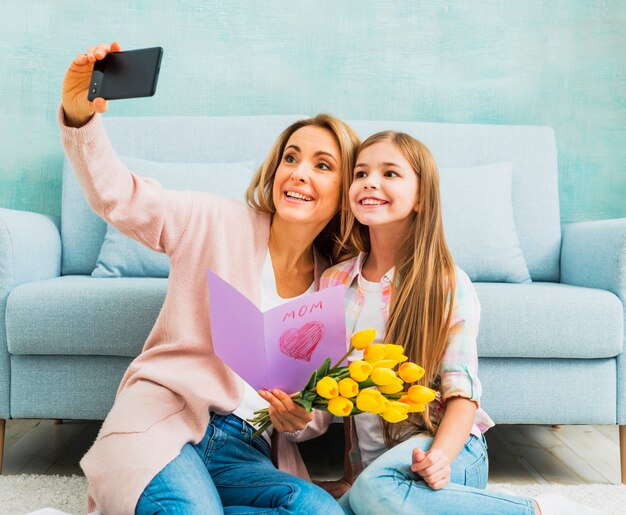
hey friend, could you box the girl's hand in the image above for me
[411,447,451,490]
[62,42,122,128]
[258,388,313,433]
[313,477,352,499]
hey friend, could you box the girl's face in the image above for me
[350,140,419,231]
[272,126,342,228]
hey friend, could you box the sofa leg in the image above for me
[620,425,626,484]
[0,418,5,475]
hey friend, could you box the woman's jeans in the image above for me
[340,433,536,515]
[136,413,342,514]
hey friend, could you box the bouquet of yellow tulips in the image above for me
[248,328,438,437]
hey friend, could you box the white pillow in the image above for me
[92,157,256,278]
[439,162,531,283]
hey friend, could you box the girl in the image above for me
[60,42,359,514]
[314,131,601,515]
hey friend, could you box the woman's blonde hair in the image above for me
[246,114,360,263]
[341,131,457,444]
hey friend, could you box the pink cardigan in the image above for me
[58,106,333,514]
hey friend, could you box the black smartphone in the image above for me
[87,47,163,101]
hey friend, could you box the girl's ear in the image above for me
[414,201,420,213]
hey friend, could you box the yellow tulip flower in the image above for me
[383,344,408,363]
[356,389,389,414]
[316,376,339,399]
[399,395,426,413]
[364,344,387,363]
[348,360,373,382]
[377,378,405,394]
[372,359,398,369]
[327,396,354,417]
[351,328,377,350]
[407,384,437,404]
[370,367,398,386]
[398,362,425,383]
[381,401,410,423]
[338,378,359,398]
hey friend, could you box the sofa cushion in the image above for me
[7,279,622,360]
[10,355,132,419]
[475,282,624,358]
[440,162,531,283]
[91,157,256,278]
[6,276,167,357]
[479,358,616,424]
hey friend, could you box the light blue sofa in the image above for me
[0,115,624,479]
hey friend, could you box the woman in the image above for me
[60,41,360,514]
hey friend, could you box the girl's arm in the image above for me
[412,268,482,489]
[411,397,477,490]
[430,396,477,460]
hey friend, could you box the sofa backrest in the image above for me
[62,115,560,281]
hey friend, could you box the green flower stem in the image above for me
[331,345,356,371]
[334,370,351,380]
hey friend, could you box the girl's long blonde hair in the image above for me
[246,114,361,263]
[342,131,457,444]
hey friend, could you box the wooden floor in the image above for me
[1,419,622,485]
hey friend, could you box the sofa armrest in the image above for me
[0,208,61,417]
[560,218,626,301]
[0,208,61,290]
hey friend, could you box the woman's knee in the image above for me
[136,444,222,514]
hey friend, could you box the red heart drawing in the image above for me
[279,322,326,362]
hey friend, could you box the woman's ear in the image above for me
[414,201,420,213]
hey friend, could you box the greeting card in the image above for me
[208,271,347,391]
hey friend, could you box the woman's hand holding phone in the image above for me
[62,42,121,128]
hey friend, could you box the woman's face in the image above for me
[272,126,342,228]
[349,140,419,231]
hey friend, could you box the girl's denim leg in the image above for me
[347,434,536,515]
[197,414,343,515]
[135,442,223,514]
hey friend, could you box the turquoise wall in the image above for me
[1,1,624,223]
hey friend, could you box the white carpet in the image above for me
[0,475,624,514]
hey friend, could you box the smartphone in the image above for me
[87,47,163,101]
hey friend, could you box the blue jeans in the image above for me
[136,413,343,514]
[340,433,536,515]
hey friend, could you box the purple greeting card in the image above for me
[208,271,347,392]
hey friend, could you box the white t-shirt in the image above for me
[351,273,389,468]
[232,250,314,443]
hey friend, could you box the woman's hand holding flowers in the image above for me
[258,388,313,433]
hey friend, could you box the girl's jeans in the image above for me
[136,413,343,514]
[340,433,536,515]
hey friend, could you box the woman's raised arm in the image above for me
[59,42,192,256]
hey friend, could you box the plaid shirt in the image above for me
[321,253,494,452]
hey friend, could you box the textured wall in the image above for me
[0,1,624,223]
